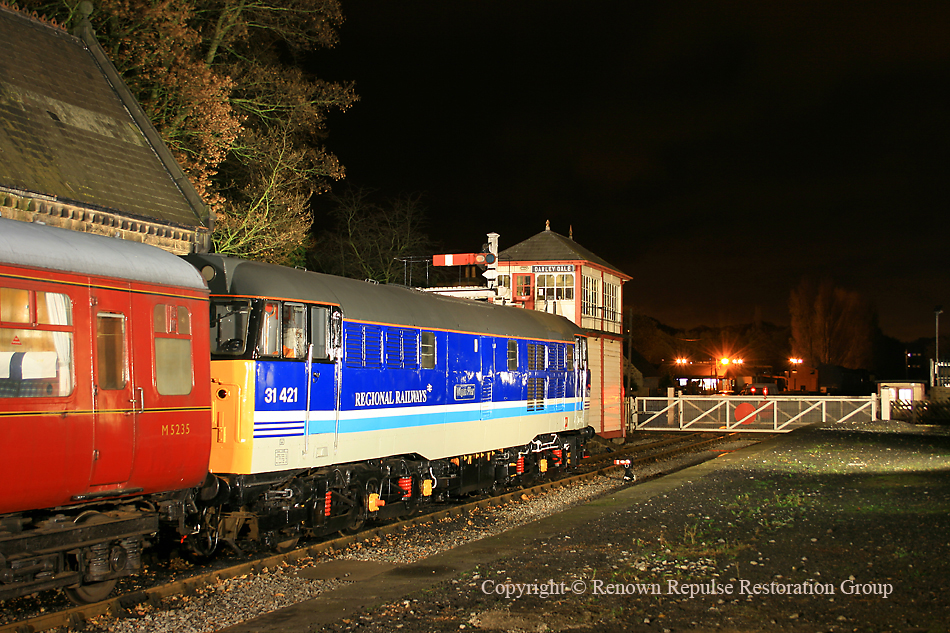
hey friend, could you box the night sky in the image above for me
[314,0,950,342]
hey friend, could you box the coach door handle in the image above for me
[129,387,144,413]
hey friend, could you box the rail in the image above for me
[628,394,878,433]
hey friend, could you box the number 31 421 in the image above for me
[263,387,298,404]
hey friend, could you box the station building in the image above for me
[0,4,210,251]
[492,222,631,438]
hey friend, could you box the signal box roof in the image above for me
[499,225,630,279]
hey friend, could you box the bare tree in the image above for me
[310,188,434,284]
[789,278,875,369]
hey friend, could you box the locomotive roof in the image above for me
[188,254,584,342]
[0,218,207,291]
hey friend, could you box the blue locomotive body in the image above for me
[185,253,593,542]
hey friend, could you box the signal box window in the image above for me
[536,274,575,300]
[154,304,193,395]
[0,288,74,397]
[420,331,436,369]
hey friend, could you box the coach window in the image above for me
[507,339,518,370]
[282,303,306,359]
[1,288,75,397]
[420,331,436,369]
[154,304,193,395]
[259,301,281,357]
[97,313,127,390]
[310,305,330,361]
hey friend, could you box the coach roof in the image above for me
[0,218,207,291]
[188,254,583,342]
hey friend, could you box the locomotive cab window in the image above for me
[0,287,75,397]
[154,304,193,395]
[259,301,281,357]
[210,299,251,356]
[310,305,330,361]
[282,303,306,359]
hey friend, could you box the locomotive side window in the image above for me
[281,303,306,359]
[210,299,251,356]
[507,339,518,371]
[259,301,281,357]
[565,344,574,369]
[0,288,74,397]
[153,304,193,395]
[420,331,436,369]
[96,313,127,390]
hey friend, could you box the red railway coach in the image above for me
[0,218,212,602]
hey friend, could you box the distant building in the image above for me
[494,222,632,438]
[0,5,210,252]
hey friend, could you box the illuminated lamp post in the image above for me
[936,306,943,387]
[788,358,803,391]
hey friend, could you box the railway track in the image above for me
[0,431,754,633]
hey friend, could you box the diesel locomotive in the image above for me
[0,218,593,603]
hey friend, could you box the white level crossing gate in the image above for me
[628,395,878,433]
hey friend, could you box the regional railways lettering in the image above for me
[355,390,428,407]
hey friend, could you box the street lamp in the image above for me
[788,358,803,392]
[936,306,944,387]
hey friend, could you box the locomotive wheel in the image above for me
[184,506,221,559]
[340,484,367,535]
[64,512,118,605]
[341,478,378,535]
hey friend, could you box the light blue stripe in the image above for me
[252,401,582,438]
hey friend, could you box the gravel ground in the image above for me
[21,440,731,633]
[307,419,950,633]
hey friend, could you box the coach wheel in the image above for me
[275,536,300,553]
[64,512,118,605]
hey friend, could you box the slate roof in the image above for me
[0,6,209,242]
[499,225,630,279]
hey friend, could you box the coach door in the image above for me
[90,289,136,485]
